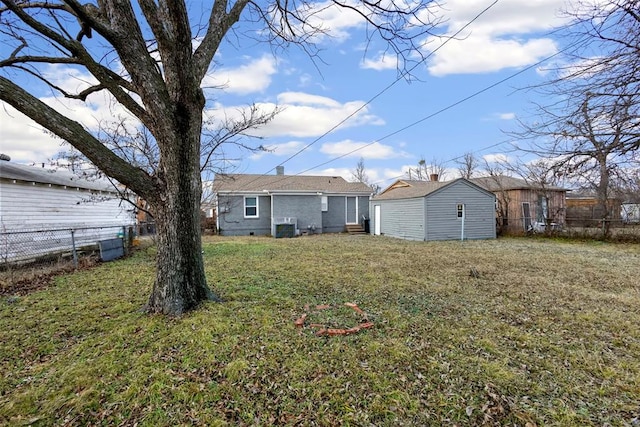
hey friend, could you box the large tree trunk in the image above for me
[145,85,218,314]
[146,191,216,314]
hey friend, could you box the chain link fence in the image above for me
[0,225,136,269]
[498,216,640,240]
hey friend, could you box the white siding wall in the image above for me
[0,181,134,231]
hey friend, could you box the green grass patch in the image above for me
[1,235,639,425]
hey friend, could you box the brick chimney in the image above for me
[429,173,439,182]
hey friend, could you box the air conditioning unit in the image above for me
[273,217,298,238]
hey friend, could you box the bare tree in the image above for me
[510,0,640,237]
[351,157,369,184]
[350,157,379,194]
[0,1,441,315]
[555,0,640,153]
[406,157,447,181]
[481,159,512,235]
[456,152,478,179]
[514,91,636,236]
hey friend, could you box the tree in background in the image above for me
[351,157,380,194]
[406,157,448,181]
[512,0,640,237]
[455,152,479,179]
[481,159,512,235]
[0,0,441,315]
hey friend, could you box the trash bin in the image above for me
[363,218,370,234]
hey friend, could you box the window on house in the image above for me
[321,196,328,212]
[244,197,258,218]
[457,203,464,219]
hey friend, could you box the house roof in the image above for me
[470,176,567,192]
[373,178,494,200]
[214,173,373,194]
[0,161,117,192]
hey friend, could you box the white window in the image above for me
[321,196,328,212]
[244,196,258,218]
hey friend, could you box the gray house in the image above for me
[370,178,496,241]
[215,168,372,237]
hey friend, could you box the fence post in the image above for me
[122,226,127,255]
[71,229,78,268]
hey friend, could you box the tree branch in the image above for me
[0,75,158,201]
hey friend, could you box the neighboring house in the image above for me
[214,168,372,237]
[471,176,568,234]
[370,178,496,241]
[0,159,135,263]
[565,191,622,227]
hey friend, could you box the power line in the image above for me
[230,0,501,190]
[295,37,582,181]
[274,0,500,169]
[369,138,514,187]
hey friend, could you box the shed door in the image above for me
[374,205,381,235]
[346,197,357,224]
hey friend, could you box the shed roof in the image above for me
[471,176,567,192]
[0,161,117,192]
[214,173,373,194]
[374,178,494,201]
[374,179,448,200]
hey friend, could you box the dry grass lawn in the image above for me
[1,234,639,426]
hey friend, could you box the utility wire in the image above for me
[295,37,582,180]
[229,0,500,190]
[273,0,500,169]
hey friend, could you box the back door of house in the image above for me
[346,197,357,224]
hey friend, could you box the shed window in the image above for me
[457,203,464,219]
[244,197,258,218]
[321,196,328,212]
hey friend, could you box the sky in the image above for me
[0,0,583,189]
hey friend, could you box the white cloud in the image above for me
[482,153,511,164]
[0,103,63,164]
[320,139,407,159]
[42,64,99,94]
[315,167,354,178]
[277,92,341,108]
[249,141,306,160]
[202,55,277,95]
[498,112,516,120]
[206,91,384,138]
[1,65,142,164]
[287,0,366,43]
[422,0,567,76]
[361,52,398,71]
[427,35,557,76]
